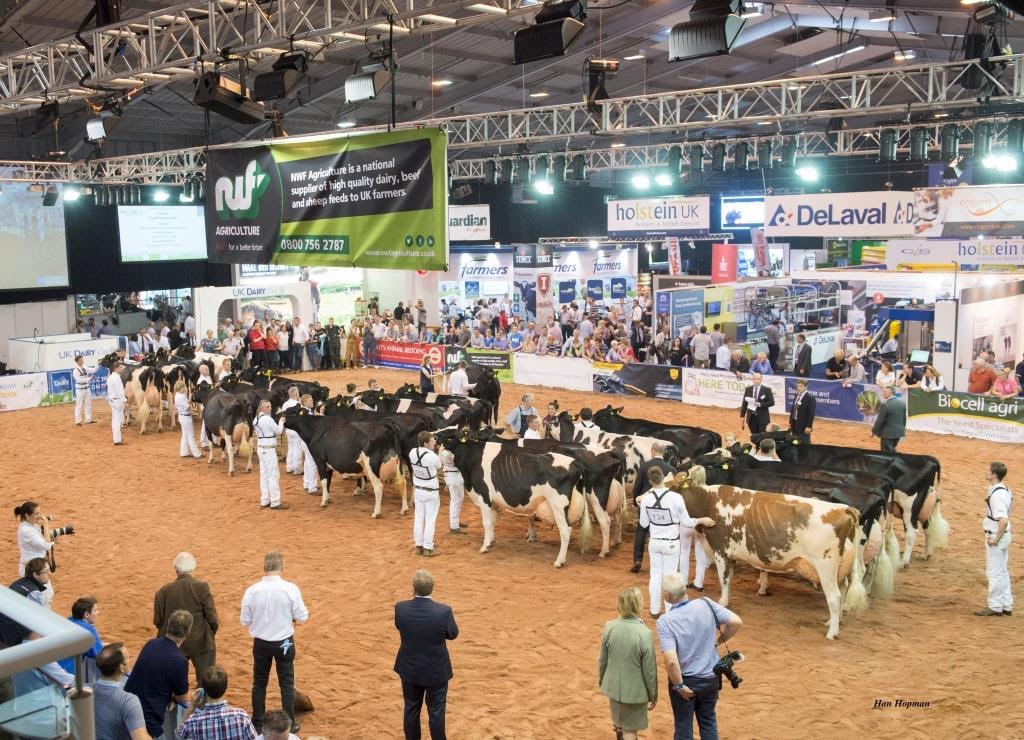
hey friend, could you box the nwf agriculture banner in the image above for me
[206,128,447,269]
[907,388,1024,444]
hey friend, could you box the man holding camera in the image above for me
[657,572,742,740]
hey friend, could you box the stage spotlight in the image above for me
[153,189,171,203]
[631,173,651,189]
[982,151,1018,171]
[796,163,820,182]
[711,143,726,172]
[879,128,898,162]
[345,63,391,103]
[654,172,673,187]
[64,186,82,202]
[534,179,554,195]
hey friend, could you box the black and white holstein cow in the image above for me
[440,432,587,568]
[552,411,678,496]
[239,367,331,406]
[393,383,492,430]
[200,391,254,476]
[672,467,869,640]
[354,390,470,430]
[592,405,722,460]
[283,410,405,516]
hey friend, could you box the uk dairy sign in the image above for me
[449,205,491,241]
[608,197,710,234]
[231,287,269,297]
[763,191,915,237]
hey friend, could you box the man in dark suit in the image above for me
[629,442,677,574]
[871,386,906,452]
[794,334,812,377]
[740,372,775,435]
[395,570,459,740]
[789,378,816,443]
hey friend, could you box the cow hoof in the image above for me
[371,512,381,519]
[479,546,490,554]
[757,590,772,597]
[228,471,234,477]
[401,509,409,516]
[554,562,565,568]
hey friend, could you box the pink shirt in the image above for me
[992,376,1019,396]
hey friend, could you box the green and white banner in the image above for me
[206,128,448,269]
[907,388,1024,444]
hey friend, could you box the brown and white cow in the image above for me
[672,468,868,639]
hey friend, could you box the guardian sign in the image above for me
[763,191,915,237]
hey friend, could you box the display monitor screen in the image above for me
[0,185,69,290]
[705,300,722,316]
[118,205,207,262]
[720,196,765,229]
[909,349,931,364]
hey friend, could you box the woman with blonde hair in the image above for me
[598,586,658,740]
[990,366,1020,399]
[174,379,202,459]
[921,364,944,392]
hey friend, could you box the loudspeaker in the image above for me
[669,0,745,62]
[253,53,308,101]
[193,72,265,124]
[42,186,58,206]
[513,19,585,64]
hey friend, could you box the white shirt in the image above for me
[196,374,212,387]
[876,370,897,387]
[106,372,127,403]
[448,369,474,396]
[18,520,52,566]
[409,447,441,491]
[638,487,696,539]
[174,392,192,418]
[524,428,541,440]
[240,574,309,641]
[222,337,242,357]
[277,330,290,351]
[715,344,731,370]
[881,338,899,354]
[184,315,196,335]
[984,483,1012,535]
[372,323,387,340]
[291,323,309,345]
[73,364,96,387]
[922,375,944,391]
[218,370,232,381]
[631,306,643,323]
[254,412,284,446]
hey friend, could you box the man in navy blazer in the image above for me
[394,570,459,740]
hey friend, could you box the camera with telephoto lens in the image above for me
[50,525,75,538]
[713,650,744,689]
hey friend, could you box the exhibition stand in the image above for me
[7,333,120,373]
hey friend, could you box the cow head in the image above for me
[239,367,258,384]
[394,383,418,397]
[551,411,575,442]
[192,385,214,406]
[355,389,386,410]
[323,395,353,414]
[750,431,801,461]
[172,344,196,360]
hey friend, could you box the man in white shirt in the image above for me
[630,299,643,327]
[257,710,299,740]
[691,327,713,369]
[253,401,288,510]
[222,331,242,363]
[241,551,308,735]
[290,318,309,371]
[575,407,599,431]
[578,316,595,340]
[410,432,443,557]
[280,387,303,475]
[714,342,731,373]
[523,416,543,439]
[505,394,539,437]
[107,361,128,445]
[448,361,475,397]
[440,447,467,536]
[880,333,899,358]
[976,461,1013,617]
[184,313,196,336]
[638,467,715,616]
[73,354,99,425]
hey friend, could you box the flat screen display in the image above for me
[118,205,207,262]
[720,196,765,229]
[909,349,931,364]
[0,185,69,290]
[705,301,722,316]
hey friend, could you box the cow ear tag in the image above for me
[793,439,800,445]
[722,464,729,470]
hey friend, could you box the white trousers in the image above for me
[285,429,304,473]
[74,387,92,423]
[648,538,681,615]
[302,440,318,492]
[179,416,201,457]
[986,535,1013,612]
[258,446,281,507]
[680,524,710,589]
[109,400,124,443]
[446,474,465,529]
[414,488,441,549]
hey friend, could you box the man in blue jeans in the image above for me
[657,572,742,739]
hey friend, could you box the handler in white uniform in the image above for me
[254,400,288,510]
[72,355,99,425]
[977,461,1013,616]
[174,380,202,459]
[638,466,715,616]
[448,361,475,397]
[440,447,466,535]
[280,386,303,474]
[299,394,319,495]
[195,364,213,447]
[409,431,442,556]
[106,361,127,445]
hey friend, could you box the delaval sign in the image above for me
[449,205,491,241]
[608,197,710,234]
[763,191,915,237]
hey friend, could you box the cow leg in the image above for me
[549,496,572,568]
[714,555,733,607]
[354,476,366,496]
[899,503,916,568]
[397,462,410,516]
[757,570,771,597]
[588,493,612,558]
[225,437,236,476]
[526,518,536,542]
[358,452,385,518]
[320,468,334,508]
[468,492,493,553]
[813,559,844,640]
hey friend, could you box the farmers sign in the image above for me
[907,388,1024,444]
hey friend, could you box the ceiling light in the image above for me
[337,120,356,128]
[894,49,916,61]
[960,0,987,4]
[934,112,949,118]
[534,179,554,195]
[179,192,195,203]
[644,242,653,250]
[153,189,171,202]
[431,79,453,87]
[654,172,673,187]
[610,142,625,148]
[64,187,81,201]
[468,3,508,14]
[813,45,866,66]
[868,9,897,22]
[420,13,458,25]
[796,164,820,182]
[756,120,772,125]
[529,91,550,98]
[632,173,650,189]
[589,239,599,249]
[623,52,646,61]
[982,152,1018,171]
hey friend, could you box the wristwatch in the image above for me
[673,682,689,693]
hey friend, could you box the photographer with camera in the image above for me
[14,502,73,601]
[657,572,742,740]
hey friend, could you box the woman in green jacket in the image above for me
[599,586,658,740]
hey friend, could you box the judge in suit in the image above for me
[598,587,658,740]
[871,386,907,452]
[740,373,775,435]
[794,334,812,377]
[789,378,817,443]
[394,570,459,740]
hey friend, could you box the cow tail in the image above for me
[577,467,593,555]
[842,521,869,612]
[927,497,950,550]
[870,525,895,600]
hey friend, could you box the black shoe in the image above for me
[291,721,301,734]
[629,562,641,574]
[450,528,467,535]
